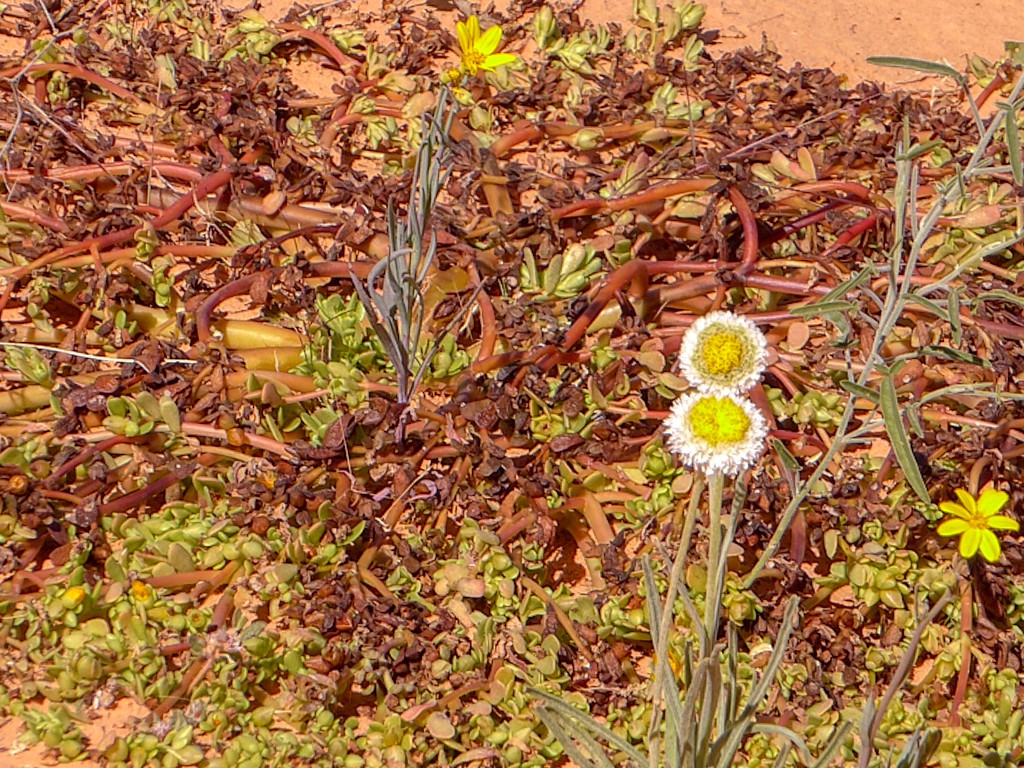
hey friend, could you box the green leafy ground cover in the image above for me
[1,0,1024,766]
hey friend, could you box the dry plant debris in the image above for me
[1,0,1024,766]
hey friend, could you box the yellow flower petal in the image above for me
[959,527,982,558]
[978,530,1002,562]
[457,19,472,54]
[987,514,1020,532]
[937,518,970,537]
[466,15,481,43]
[938,501,970,519]
[953,488,977,515]
[477,25,502,55]
[978,488,1009,517]
[482,52,518,70]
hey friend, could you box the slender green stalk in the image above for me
[703,471,725,644]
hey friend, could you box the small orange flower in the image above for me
[936,488,1018,562]
[131,580,154,602]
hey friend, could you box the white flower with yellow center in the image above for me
[678,311,768,396]
[665,392,768,476]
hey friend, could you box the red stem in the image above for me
[728,186,760,276]
[195,261,373,343]
[0,62,141,102]
[0,201,70,234]
[277,23,361,72]
[98,463,194,515]
[44,435,136,488]
[821,214,880,257]
[551,178,718,221]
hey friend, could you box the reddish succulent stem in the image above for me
[821,214,880,257]
[50,244,237,271]
[0,201,70,233]
[44,434,137,487]
[0,62,141,102]
[534,260,647,371]
[466,260,497,368]
[277,23,361,72]
[489,122,545,158]
[949,583,973,727]
[98,462,196,516]
[975,69,1012,110]
[728,185,760,276]
[0,161,204,185]
[551,178,718,221]
[760,196,875,246]
[195,261,372,343]
[781,180,875,203]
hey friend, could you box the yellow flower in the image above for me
[131,580,154,602]
[454,15,517,80]
[60,586,87,610]
[936,488,1018,562]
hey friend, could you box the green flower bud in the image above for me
[678,2,705,29]
[532,7,560,49]
[571,128,603,150]
[60,586,86,610]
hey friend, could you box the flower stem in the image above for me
[704,471,725,642]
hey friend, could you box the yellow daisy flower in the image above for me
[665,392,768,476]
[936,488,1018,562]
[454,15,517,80]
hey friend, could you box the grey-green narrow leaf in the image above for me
[839,380,880,405]
[948,290,962,345]
[789,300,858,317]
[880,372,930,503]
[821,265,874,303]
[1007,99,1023,186]
[772,438,801,472]
[867,56,964,84]
[919,345,988,366]
[897,140,944,161]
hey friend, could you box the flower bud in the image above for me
[532,6,559,49]
[678,2,705,30]
[60,586,86,610]
[571,128,603,150]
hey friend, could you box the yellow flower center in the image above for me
[688,396,751,446]
[699,331,744,376]
[967,512,988,529]
[462,50,485,74]
[132,580,153,601]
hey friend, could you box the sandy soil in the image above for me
[692,0,1022,86]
